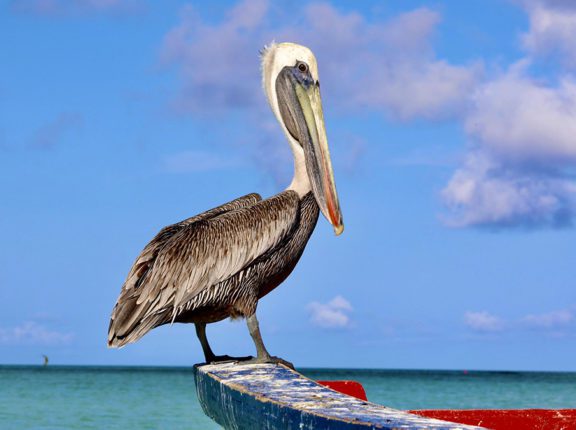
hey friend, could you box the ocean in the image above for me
[1,366,575,429]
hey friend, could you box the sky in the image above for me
[1,0,575,371]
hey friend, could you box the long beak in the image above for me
[276,67,344,235]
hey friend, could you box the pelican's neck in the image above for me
[261,43,311,198]
[286,141,311,198]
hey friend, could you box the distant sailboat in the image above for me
[42,355,49,366]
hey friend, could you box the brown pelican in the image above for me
[108,42,343,365]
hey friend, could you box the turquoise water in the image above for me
[1,366,575,429]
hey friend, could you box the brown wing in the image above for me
[108,191,300,347]
[108,193,261,346]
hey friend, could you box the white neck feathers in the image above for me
[261,42,316,198]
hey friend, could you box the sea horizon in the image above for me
[2,363,576,374]
[3,363,575,429]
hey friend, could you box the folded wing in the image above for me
[108,191,300,347]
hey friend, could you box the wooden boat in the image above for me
[194,363,576,430]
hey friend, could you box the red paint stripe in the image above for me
[317,380,368,401]
[410,409,576,429]
[317,380,576,429]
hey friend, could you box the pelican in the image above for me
[108,42,343,365]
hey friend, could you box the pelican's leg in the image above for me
[195,322,252,364]
[195,323,216,362]
[246,314,271,360]
[246,314,294,369]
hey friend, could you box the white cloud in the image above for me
[442,62,576,228]
[284,5,481,120]
[442,151,576,228]
[159,1,479,120]
[465,65,576,163]
[159,0,269,113]
[159,0,576,231]
[464,311,504,332]
[0,321,73,346]
[357,59,479,120]
[157,0,479,187]
[307,295,353,329]
[464,308,575,334]
[441,0,576,229]
[522,309,574,328]
[522,2,576,69]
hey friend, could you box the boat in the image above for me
[194,363,576,430]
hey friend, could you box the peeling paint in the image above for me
[194,363,486,430]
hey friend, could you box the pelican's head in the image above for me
[261,42,343,235]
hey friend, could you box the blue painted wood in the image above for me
[194,363,486,430]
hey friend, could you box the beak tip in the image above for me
[333,224,344,236]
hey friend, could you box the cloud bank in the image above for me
[158,0,479,186]
[159,0,479,120]
[442,0,576,229]
[13,0,576,230]
[522,0,576,69]
[159,0,576,229]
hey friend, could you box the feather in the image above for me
[108,191,302,347]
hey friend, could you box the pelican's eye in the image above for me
[297,62,308,73]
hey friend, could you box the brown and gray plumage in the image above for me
[108,42,344,365]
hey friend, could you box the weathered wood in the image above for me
[194,363,485,430]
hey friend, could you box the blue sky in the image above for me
[1,0,575,370]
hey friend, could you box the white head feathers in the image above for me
[260,42,320,130]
